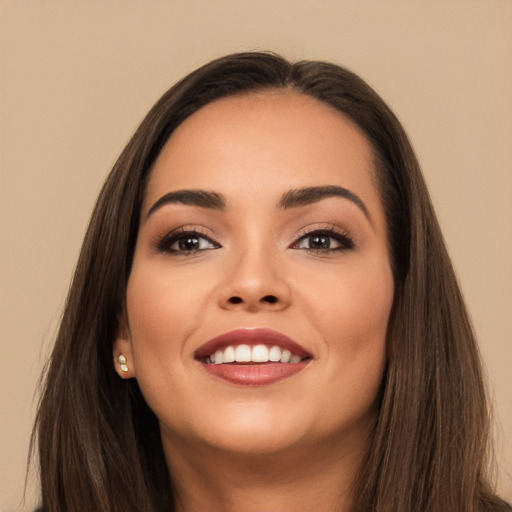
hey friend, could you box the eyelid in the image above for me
[154,225,221,254]
[290,224,355,252]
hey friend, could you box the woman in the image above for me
[32,52,511,511]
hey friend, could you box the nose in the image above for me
[218,247,292,312]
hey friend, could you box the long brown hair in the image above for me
[31,52,510,511]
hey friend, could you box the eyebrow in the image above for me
[146,185,371,222]
[278,185,371,221]
[146,189,226,218]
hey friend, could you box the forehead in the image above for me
[144,91,381,215]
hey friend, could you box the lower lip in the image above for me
[200,361,309,386]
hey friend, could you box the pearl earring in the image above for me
[117,354,128,373]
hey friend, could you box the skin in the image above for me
[115,91,394,512]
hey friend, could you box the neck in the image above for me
[163,432,366,512]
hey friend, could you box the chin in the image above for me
[161,402,313,457]
[213,421,308,455]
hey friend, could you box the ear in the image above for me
[113,314,136,379]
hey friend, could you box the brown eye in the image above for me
[296,234,340,250]
[170,234,216,252]
[176,236,202,251]
[292,229,354,252]
[157,230,219,254]
[306,234,333,249]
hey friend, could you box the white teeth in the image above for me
[280,349,291,363]
[214,350,224,365]
[234,344,252,362]
[252,344,269,362]
[269,345,282,362]
[223,345,235,363]
[206,344,305,364]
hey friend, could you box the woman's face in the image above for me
[115,91,394,461]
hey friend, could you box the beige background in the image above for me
[1,1,511,510]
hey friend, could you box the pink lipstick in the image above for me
[195,328,311,386]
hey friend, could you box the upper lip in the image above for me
[195,328,312,359]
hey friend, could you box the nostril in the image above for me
[226,295,280,306]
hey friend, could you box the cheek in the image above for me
[125,261,214,364]
[301,254,394,344]
[123,262,217,424]
[298,256,393,408]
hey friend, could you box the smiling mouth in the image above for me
[204,344,307,365]
[195,329,312,385]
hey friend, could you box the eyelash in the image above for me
[155,226,355,256]
[291,227,355,254]
[155,227,219,255]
